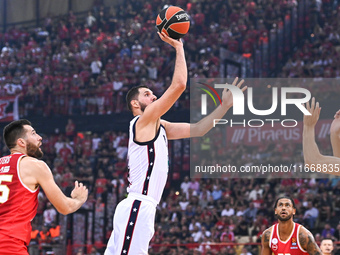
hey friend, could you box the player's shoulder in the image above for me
[21,156,48,169]
[298,224,311,233]
[262,225,274,243]
[297,224,313,239]
[264,225,274,234]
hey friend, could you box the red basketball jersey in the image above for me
[269,223,308,255]
[0,153,39,245]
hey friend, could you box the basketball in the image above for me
[156,6,190,39]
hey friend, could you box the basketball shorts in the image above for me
[104,192,157,255]
[0,231,28,255]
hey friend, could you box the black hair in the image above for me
[321,238,334,243]
[126,85,149,112]
[274,196,296,209]
[3,119,31,150]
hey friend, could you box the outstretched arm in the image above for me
[162,77,246,140]
[298,226,322,255]
[261,228,273,255]
[21,157,88,215]
[330,110,340,157]
[303,98,340,175]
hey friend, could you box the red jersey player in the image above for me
[0,119,88,255]
[261,196,322,255]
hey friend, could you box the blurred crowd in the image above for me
[1,0,340,254]
[1,0,339,118]
[280,0,340,80]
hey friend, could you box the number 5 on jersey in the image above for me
[0,175,13,203]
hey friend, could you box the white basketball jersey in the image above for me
[127,116,169,204]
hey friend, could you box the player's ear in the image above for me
[131,99,139,108]
[17,138,26,147]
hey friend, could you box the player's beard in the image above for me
[275,213,292,221]
[27,141,43,159]
[140,102,147,112]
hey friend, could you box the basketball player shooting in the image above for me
[104,32,246,255]
[261,197,322,255]
[0,119,88,254]
[303,97,340,174]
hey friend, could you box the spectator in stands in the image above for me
[303,201,319,229]
[320,238,334,255]
[212,184,223,201]
[49,222,61,244]
[221,203,235,217]
[65,119,76,140]
[243,202,258,223]
[234,215,249,236]
[181,176,191,196]
[43,202,57,226]
[86,11,96,28]
[248,184,263,201]
[321,223,335,239]
[240,246,253,255]
[38,225,51,246]
[192,225,203,243]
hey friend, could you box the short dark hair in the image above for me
[126,85,149,112]
[274,196,296,209]
[321,238,333,243]
[3,119,31,150]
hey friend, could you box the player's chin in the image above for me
[276,214,291,221]
[281,214,290,219]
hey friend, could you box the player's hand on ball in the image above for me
[157,32,183,49]
[71,180,88,203]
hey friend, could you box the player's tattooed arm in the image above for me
[261,227,273,255]
[299,227,322,255]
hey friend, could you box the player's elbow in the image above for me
[174,82,186,92]
[190,124,208,137]
[56,208,69,215]
[304,153,322,166]
[303,155,311,166]
[56,200,80,215]
[56,205,74,215]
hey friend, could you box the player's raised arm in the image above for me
[303,98,340,174]
[298,227,322,255]
[22,158,88,215]
[261,228,273,255]
[161,77,246,140]
[138,32,187,126]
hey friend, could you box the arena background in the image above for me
[0,0,340,254]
